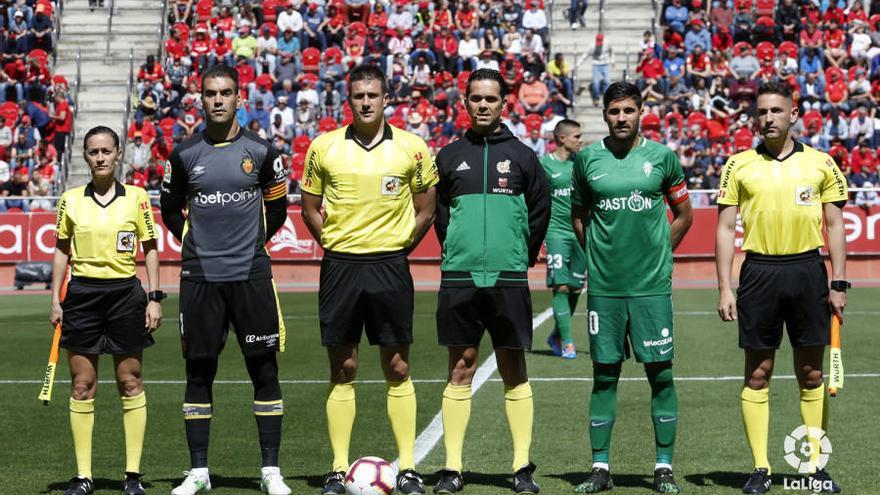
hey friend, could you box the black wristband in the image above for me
[830,280,851,292]
[148,290,167,302]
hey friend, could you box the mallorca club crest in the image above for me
[241,156,255,174]
[643,161,653,176]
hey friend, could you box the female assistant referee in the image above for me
[50,126,164,495]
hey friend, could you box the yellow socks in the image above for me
[441,383,472,472]
[69,398,95,479]
[504,382,533,472]
[121,392,147,474]
[800,385,826,472]
[387,378,417,471]
[326,382,356,472]
[741,387,770,472]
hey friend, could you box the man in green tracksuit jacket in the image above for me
[432,68,550,495]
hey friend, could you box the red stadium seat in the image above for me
[733,41,753,56]
[260,22,279,37]
[524,113,543,133]
[802,109,823,131]
[754,16,775,41]
[778,41,798,59]
[341,103,354,125]
[756,41,775,60]
[318,116,338,133]
[456,71,471,93]
[300,72,319,88]
[28,49,48,67]
[262,0,280,23]
[349,22,367,37]
[387,114,406,128]
[755,0,775,16]
[734,0,753,12]
[0,102,19,125]
[825,66,845,82]
[302,47,321,73]
[454,111,472,131]
[174,23,190,41]
[324,47,343,65]
[293,135,312,154]
[290,153,305,180]
[686,111,708,131]
[195,0,213,23]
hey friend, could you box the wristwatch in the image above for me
[830,280,851,292]
[148,290,167,302]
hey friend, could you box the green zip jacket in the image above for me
[434,124,551,288]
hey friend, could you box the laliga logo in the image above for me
[783,426,832,474]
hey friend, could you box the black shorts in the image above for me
[319,249,413,347]
[737,250,831,349]
[61,276,153,355]
[179,278,285,359]
[436,287,533,349]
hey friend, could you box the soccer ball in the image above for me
[344,457,396,495]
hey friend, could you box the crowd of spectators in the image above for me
[125,0,576,200]
[0,0,70,212]
[642,0,880,208]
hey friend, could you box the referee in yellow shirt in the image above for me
[301,64,438,495]
[50,126,163,495]
[716,82,848,495]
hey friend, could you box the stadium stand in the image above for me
[132,0,572,204]
[650,0,880,205]
[16,0,868,212]
[0,0,68,213]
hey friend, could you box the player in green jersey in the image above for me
[570,82,693,494]
[540,119,585,359]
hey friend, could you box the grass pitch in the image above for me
[1,288,877,494]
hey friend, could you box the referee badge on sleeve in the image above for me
[795,186,814,206]
[117,231,136,252]
[382,176,401,195]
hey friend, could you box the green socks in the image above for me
[589,366,620,463]
[647,366,678,465]
[552,291,573,344]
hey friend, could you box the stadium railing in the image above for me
[159,0,167,59]
[572,0,607,114]
[52,0,64,67]
[118,47,135,180]
[59,48,82,188]
[105,0,114,60]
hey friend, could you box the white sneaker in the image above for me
[171,469,211,495]
[571,22,579,29]
[260,467,292,495]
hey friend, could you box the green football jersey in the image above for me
[572,137,686,297]
[540,153,577,240]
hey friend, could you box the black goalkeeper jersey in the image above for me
[160,130,287,282]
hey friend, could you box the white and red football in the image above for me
[344,456,396,495]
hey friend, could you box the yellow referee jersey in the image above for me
[56,182,158,278]
[302,123,439,254]
[718,140,848,255]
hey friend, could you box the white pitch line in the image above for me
[396,307,555,471]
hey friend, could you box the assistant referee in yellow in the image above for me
[50,126,163,495]
[716,82,848,495]
[301,64,438,495]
